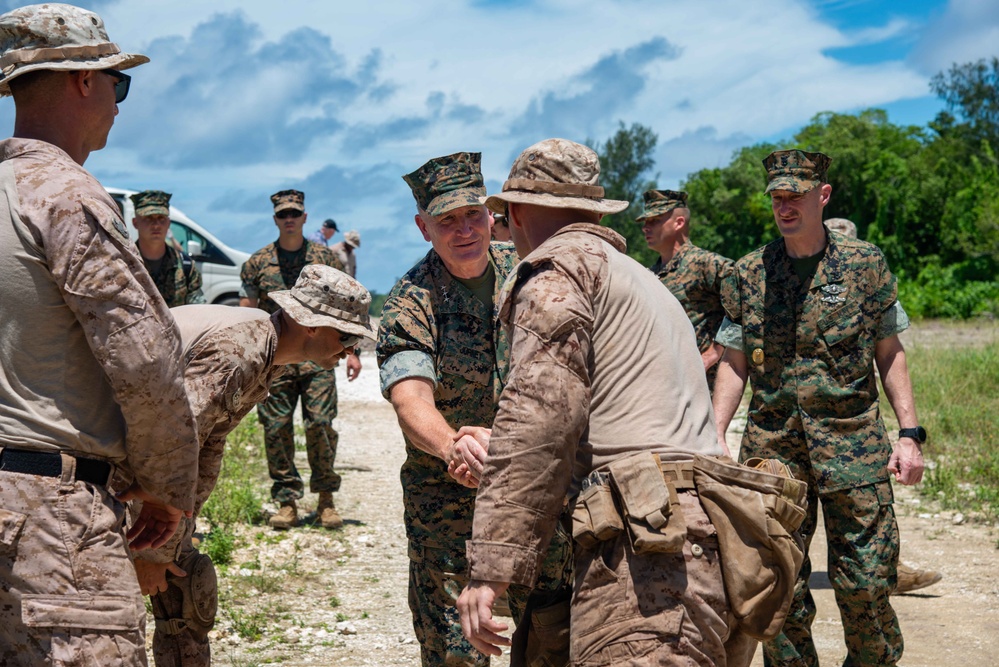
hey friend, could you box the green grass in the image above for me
[884,341,999,520]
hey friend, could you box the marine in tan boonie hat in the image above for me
[763,149,831,194]
[402,151,486,217]
[0,3,149,96]
[271,189,305,214]
[269,265,376,341]
[484,138,629,215]
[131,190,171,218]
[343,230,361,248]
[636,189,688,222]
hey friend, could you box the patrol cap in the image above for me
[343,230,360,248]
[403,151,486,217]
[763,150,831,194]
[825,217,857,239]
[271,189,305,214]
[322,218,338,231]
[130,190,171,218]
[0,3,149,97]
[269,265,376,341]
[484,138,628,216]
[636,189,688,222]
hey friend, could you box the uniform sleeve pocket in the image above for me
[21,594,142,631]
[437,348,491,386]
[0,508,27,552]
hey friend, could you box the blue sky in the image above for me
[3,0,997,293]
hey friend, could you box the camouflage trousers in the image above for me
[570,490,747,667]
[149,544,217,667]
[0,463,147,667]
[408,523,573,666]
[762,481,901,667]
[257,367,340,502]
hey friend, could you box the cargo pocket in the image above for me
[0,507,27,557]
[22,594,143,632]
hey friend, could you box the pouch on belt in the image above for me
[691,455,807,641]
[571,477,623,549]
[608,452,686,554]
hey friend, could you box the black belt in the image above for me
[0,448,112,486]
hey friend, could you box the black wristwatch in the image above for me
[898,426,927,444]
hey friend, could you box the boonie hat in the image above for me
[131,190,171,218]
[0,3,148,96]
[343,230,360,248]
[269,265,376,341]
[825,218,857,239]
[636,189,688,222]
[403,151,486,217]
[271,189,305,214]
[322,218,338,231]
[484,138,628,216]
[763,150,831,194]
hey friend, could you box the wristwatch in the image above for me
[898,426,927,444]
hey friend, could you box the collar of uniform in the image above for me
[428,248,495,320]
[547,221,626,252]
[809,227,845,290]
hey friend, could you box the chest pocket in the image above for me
[818,302,862,348]
[818,302,871,383]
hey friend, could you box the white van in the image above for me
[106,187,248,306]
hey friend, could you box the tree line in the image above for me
[595,57,999,319]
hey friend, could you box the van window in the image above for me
[171,222,235,266]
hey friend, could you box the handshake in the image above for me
[445,426,491,488]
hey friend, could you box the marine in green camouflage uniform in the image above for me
[713,150,926,667]
[638,189,732,390]
[378,152,572,667]
[131,189,205,306]
[240,189,350,528]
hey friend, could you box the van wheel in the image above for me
[216,296,242,307]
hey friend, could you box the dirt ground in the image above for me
[184,320,997,667]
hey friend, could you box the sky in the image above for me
[2,0,998,293]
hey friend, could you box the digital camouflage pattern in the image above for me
[270,188,305,213]
[144,243,205,307]
[635,188,688,221]
[241,239,345,502]
[0,138,198,664]
[137,305,282,666]
[131,189,171,217]
[466,223,734,666]
[650,242,733,388]
[402,151,487,216]
[378,242,572,666]
[718,231,908,667]
[763,149,831,194]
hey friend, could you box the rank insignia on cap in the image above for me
[752,348,765,365]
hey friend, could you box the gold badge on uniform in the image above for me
[752,348,764,365]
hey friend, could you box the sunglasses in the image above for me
[102,69,131,104]
[337,331,361,349]
[276,210,303,220]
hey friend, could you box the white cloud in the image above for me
[910,0,999,73]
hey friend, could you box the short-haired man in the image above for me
[241,190,361,530]
[377,151,572,666]
[331,229,361,278]
[713,150,924,666]
[457,139,740,666]
[309,217,338,246]
[639,189,732,390]
[0,4,198,664]
[490,212,512,242]
[135,265,375,667]
[131,189,205,306]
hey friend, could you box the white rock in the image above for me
[918,513,933,519]
[952,513,966,525]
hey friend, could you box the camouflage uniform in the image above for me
[143,243,205,307]
[241,238,344,503]
[378,239,573,666]
[136,305,282,666]
[0,136,199,664]
[716,152,910,667]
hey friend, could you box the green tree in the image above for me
[930,57,999,152]
[591,122,659,266]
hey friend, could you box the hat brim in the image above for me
[270,291,376,341]
[765,177,819,194]
[426,187,487,217]
[273,203,305,214]
[134,206,170,218]
[485,191,629,216]
[0,51,149,96]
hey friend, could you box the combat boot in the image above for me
[317,492,343,530]
[269,501,299,530]
[894,563,942,594]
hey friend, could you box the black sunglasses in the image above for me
[276,210,303,220]
[102,69,130,104]
[337,331,361,349]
